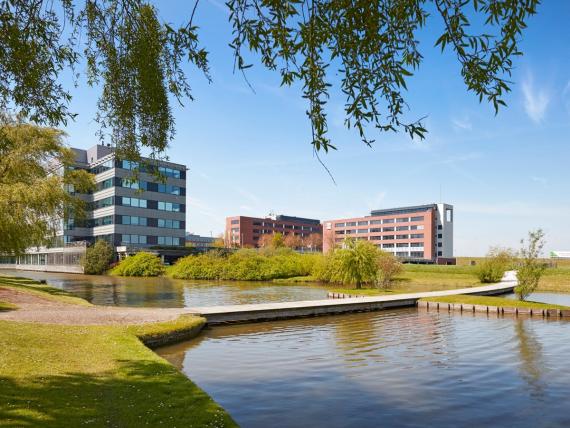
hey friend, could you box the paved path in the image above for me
[0,271,517,326]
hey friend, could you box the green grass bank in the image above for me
[419,294,570,310]
[0,277,237,427]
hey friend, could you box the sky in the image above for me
[63,1,570,256]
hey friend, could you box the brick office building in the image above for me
[225,214,322,248]
[322,203,454,263]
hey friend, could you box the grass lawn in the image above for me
[0,276,237,427]
[538,268,570,293]
[419,294,570,310]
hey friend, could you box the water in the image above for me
[158,309,570,428]
[0,270,329,307]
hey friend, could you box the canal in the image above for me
[158,309,570,428]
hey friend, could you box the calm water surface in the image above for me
[0,269,329,307]
[158,309,570,428]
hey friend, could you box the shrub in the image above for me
[516,229,546,300]
[476,247,515,283]
[169,248,320,281]
[111,252,164,277]
[376,251,403,289]
[82,240,114,275]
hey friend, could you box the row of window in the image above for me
[121,161,184,179]
[335,224,424,235]
[334,216,424,228]
[119,179,183,195]
[121,234,182,246]
[89,196,184,213]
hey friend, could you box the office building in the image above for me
[225,214,323,248]
[322,203,454,263]
[186,233,216,249]
[0,144,187,272]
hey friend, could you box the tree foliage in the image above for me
[376,251,403,289]
[0,120,94,254]
[0,0,539,158]
[516,229,546,301]
[82,239,114,274]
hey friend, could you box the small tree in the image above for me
[257,234,273,248]
[516,229,546,301]
[284,234,302,250]
[271,232,285,249]
[335,239,379,289]
[376,251,403,289]
[304,233,323,252]
[111,252,164,277]
[82,240,114,274]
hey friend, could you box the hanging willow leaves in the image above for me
[0,0,539,157]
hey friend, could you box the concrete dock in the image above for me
[189,271,518,325]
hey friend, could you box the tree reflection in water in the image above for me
[514,318,545,400]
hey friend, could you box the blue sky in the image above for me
[64,1,570,256]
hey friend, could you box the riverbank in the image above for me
[0,277,237,427]
[419,294,570,311]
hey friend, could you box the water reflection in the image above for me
[158,310,570,428]
[0,269,329,307]
[513,318,545,399]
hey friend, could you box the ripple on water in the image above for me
[157,309,570,428]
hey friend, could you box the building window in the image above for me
[345,222,357,226]
[410,233,424,239]
[253,221,261,226]
[370,235,382,240]
[369,220,382,225]
[357,221,368,226]
[396,226,409,231]
[410,242,423,248]
[357,229,368,234]
[396,243,408,248]
[383,235,395,240]
[157,183,181,195]
[438,225,443,230]
[396,251,409,257]
[396,234,409,239]
[383,219,394,224]
[158,219,181,229]
[446,208,453,222]
[438,233,443,238]
[410,216,424,222]
[383,227,394,232]
[96,178,114,191]
[370,228,381,233]
[231,219,239,224]
[335,222,345,227]
[396,217,409,223]
[410,225,425,230]
[91,215,114,227]
[158,201,180,212]
[121,234,147,245]
[382,243,394,248]
[158,166,182,179]
[410,251,424,258]
[438,251,443,256]
[158,236,181,246]
[231,227,239,232]
[438,242,443,247]
[335,230,345,235]
[91,196,114,210]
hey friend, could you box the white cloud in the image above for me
[521,73,550,124]
[452,117,472,131]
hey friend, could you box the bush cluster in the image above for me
[111,252,165,277]
[476,247,515,283]
[169,248,319,281]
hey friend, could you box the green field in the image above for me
[0,277,236,427]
